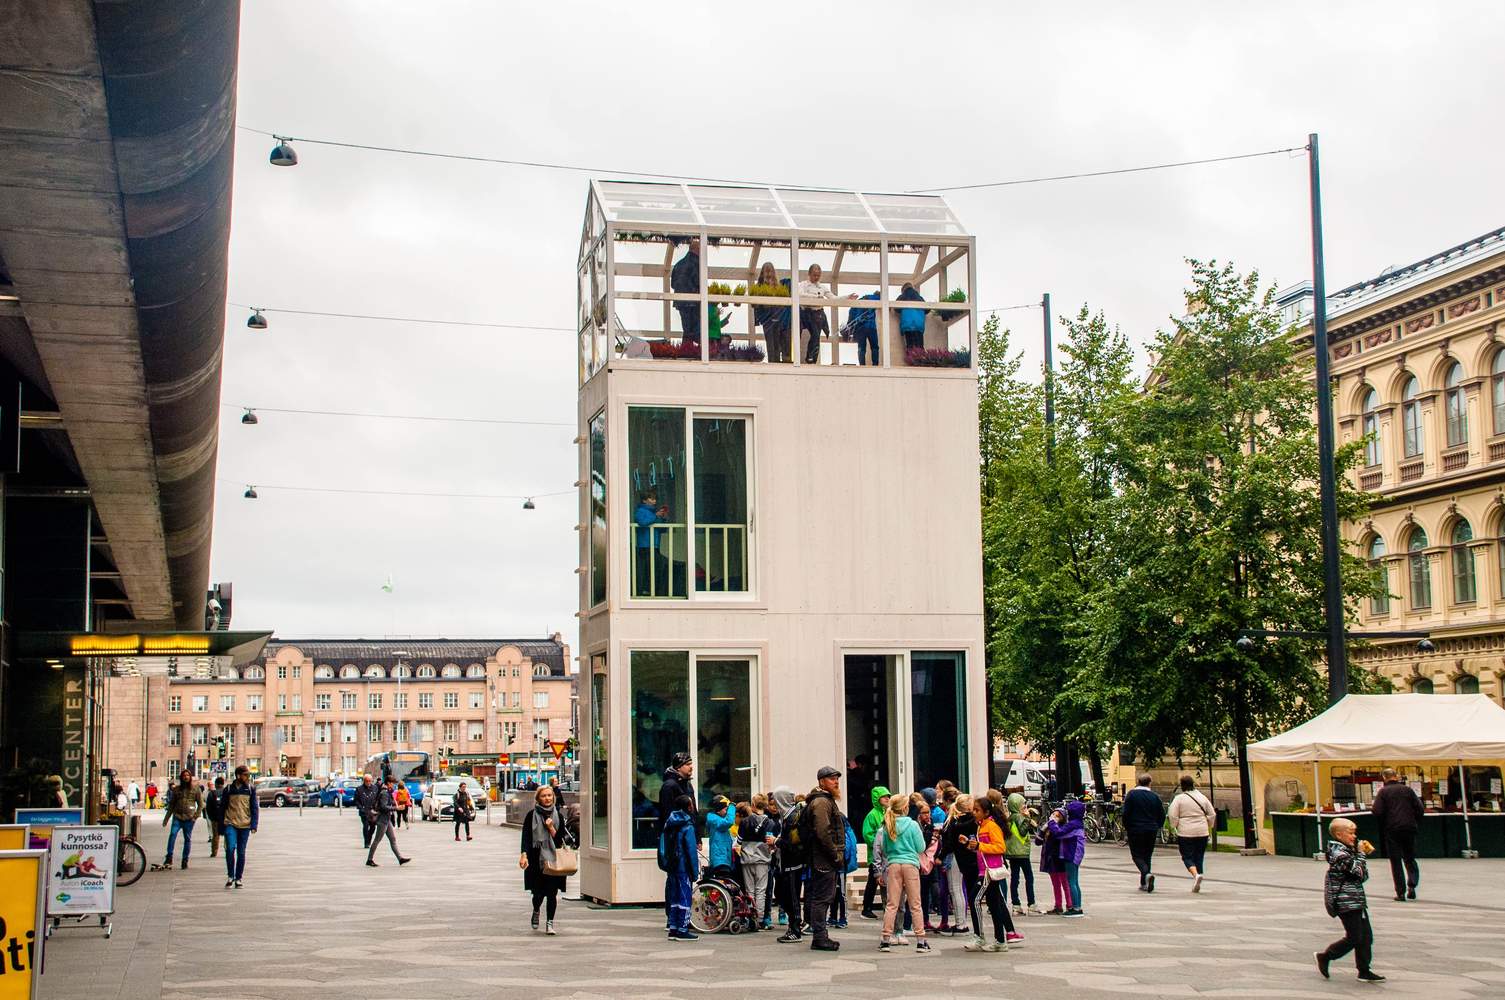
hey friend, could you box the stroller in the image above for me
[690,864,760,934]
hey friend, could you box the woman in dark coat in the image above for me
[519,784,571,934]
[453,781,474,842]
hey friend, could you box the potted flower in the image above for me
[904,347,972,368]
[939,288,968,322]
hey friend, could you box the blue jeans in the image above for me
[166,817,195,861]
[1009,857,1035,906]
[1064,861,1082,909]
[666,872,693,933]
[224,825,250,880]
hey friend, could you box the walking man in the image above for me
[204,776,226,858]
[1370,767,1422,901]
[366,774,411,867]
[163,769,203,869]
[1121,774,1164,892]
[353,773,379,849]
[803,765,846,952]
[221,765,258,888]
[1315,818,1385,983]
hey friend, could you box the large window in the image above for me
[628,650,755,849]
[1456,674,1480,695]
[1367,536,1389,615]
[1452,519,1476,604]
[589,409,608,606]
[1409,527,1432,609]
[1360,387,1380,468]
[1402,375,1423,458]
[340,691,357,710]
[1494,352,1505,434]
[1445,362,1468,448]
[627,406,752,599]
[590,654,608,849]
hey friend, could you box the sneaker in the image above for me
[1315,952,1331,979]
[777,913,788,925]
[963,937,987,952]
[1014,904,1026,914]
[366,860,378,867]
[1394,894,1406,902]
[776,931,802,944]
[224,879,234,889]
[833,918,848,928]
[760,919,773,930]
[531,910,540,931]
[1192,874,1203,893]
[180,859,189,870]
[1356,971,1386,983]
[163,858,172,868]
[952,925,971,935]
[667,929,699,942]
[811,938,840,952]
[859,910,879,920]
[982,940,1007,952]
[1063,909,1085,918]
[1045,907,1064,916]
[915,940,933,955]
[1406,886,1416,900]
[1027,904,1044,914]
[1006,932,1025,945]
[233,879,243,888]
[1146,874,1155,893]
[545,920,557,936]
[879,940,892,953]
[398,857,411,866]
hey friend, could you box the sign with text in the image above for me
[45,825,116,918]
[61,667,88,808]
[0,849,45,1000]
[13,810,82,852]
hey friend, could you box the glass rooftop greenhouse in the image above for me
[577,180,977,383]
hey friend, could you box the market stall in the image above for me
[1248,694,1505,858]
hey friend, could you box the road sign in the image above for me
[548,741,569,759]
[497,753,510,765]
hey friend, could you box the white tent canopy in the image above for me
[1247,694,1505,762]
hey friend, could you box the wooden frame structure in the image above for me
[577,180,977,383]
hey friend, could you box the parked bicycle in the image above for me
[116,831,147,886]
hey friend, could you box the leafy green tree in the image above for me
[1073,260,1379,843]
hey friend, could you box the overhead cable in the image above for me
[227,302,574,333]
[223,403,573,429]
[910,146,1308,193]
[219,477,573,502]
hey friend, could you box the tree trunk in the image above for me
[1086,745,1106,797]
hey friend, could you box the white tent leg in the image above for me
[1458,760,1478,859]
[1312,761,1325,860]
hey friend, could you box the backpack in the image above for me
[657,827,671,872]
[917,826,942,874]
[777,802,809,864]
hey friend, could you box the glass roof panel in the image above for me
[775,187,877,232]
[687,185,790,227]
[597,181,696,224]
[863,193,966,236]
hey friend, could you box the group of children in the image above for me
[665,777,1095,954]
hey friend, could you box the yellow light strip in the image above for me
[70,634,140,655]
[142,635,211,654]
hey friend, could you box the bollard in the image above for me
[298,791,304,816]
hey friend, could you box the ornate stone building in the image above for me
[1304,225,1505,701]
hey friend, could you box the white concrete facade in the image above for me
[576,360,986,903]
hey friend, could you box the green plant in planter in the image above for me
[748,282,790,298]
[939,287,968,322]
[707,282,747,296]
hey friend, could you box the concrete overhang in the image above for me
[0,1,240,628]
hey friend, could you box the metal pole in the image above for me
[1458,760,1476,858]
[1042,292,1055,463]
[1307,133,1348,704]
[1313,760,1325,859]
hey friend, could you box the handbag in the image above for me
[543,844,579,877]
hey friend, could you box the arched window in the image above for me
[340,664,360,679]
[1493,352,1505,434]
[534,664,550,677]
[1401,375,1422,458]
[1412,677,1434,694]
[440,663,462,678]
[416,664,436,678]
[465,664,485,678]
[244,664,265,679]
[393,663,412,678]
[1452,519,1476,604]
[364,664,386,678]
[1361,387,1381,468]
[1444,362,1468,448]
[1408,527,1432,609]
[1456,674,1480,695]
[1367,536,1389,615]
[314,665,335,679]
[219,665,241,680]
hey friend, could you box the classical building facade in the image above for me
[1308,225,1505,701]
[104,636,574,785]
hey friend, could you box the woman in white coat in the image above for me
[1168,774,1217,892]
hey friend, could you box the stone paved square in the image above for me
[36,806,1505,999]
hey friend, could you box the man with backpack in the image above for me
[802,765,846,951]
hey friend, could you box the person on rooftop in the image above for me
[798,264,858,364]
[671,238,703,343]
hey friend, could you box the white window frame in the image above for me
[622,401,760,606]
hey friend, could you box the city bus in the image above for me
[363,750,432,804]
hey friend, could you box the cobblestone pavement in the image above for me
[39,806,1505,999]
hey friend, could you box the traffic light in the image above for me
[215,736,227,760]
[225,732,234,762]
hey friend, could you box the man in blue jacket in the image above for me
[848,292,881,366]
[1122,774,1166,892]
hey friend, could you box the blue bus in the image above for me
[364,750,432,804]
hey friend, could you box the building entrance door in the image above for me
[843,652,968,834]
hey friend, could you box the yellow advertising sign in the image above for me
[0,850,44,1000]
[0,828,26,852]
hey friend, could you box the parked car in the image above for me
[254,776,320,808]
[421,779,485,821]
[320,778,360,808]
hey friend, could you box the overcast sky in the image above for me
[211,0,1505,645]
